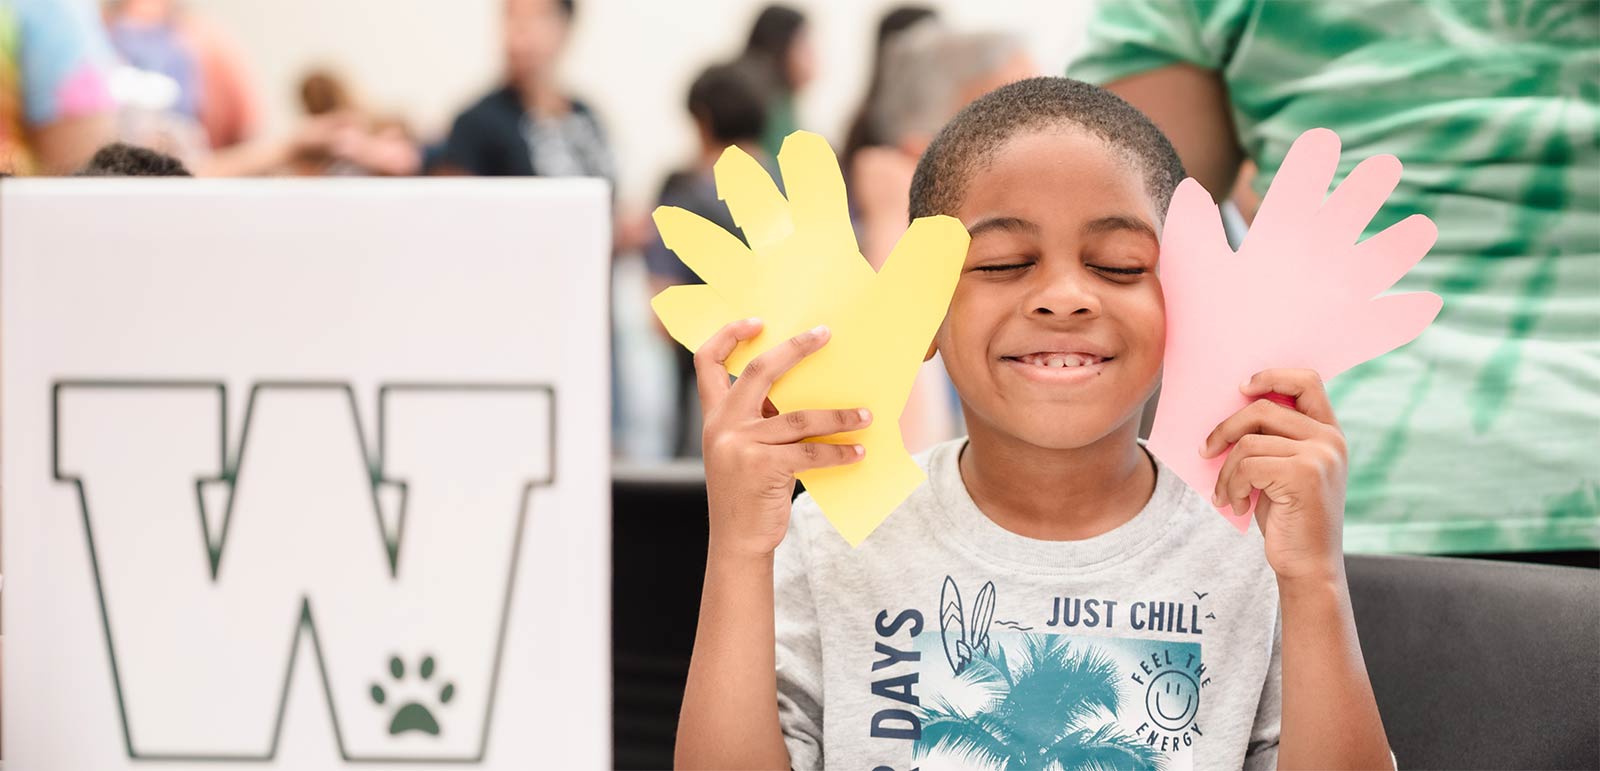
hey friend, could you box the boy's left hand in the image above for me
[1201,369,1347,584]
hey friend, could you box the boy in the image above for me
[676,77,1391,770]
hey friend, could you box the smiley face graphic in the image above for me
[1145,671,1200,731]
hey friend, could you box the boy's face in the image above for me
[935,128,1166,451]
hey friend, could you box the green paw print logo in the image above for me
[370,654,456,736]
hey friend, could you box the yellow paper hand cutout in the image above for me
[651,131,969,546]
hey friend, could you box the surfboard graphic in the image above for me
[940,576,1000,674]
[939,576,967,675]
[970,581,996,657]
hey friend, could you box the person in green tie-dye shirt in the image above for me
[1069,0,1598,558]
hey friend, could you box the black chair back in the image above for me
[1347,553,1600,769]
[613,467,710,769]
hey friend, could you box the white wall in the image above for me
[200,0,1096,203]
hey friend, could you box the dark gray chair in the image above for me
[611,471,1600,770]
[612,466,710,770]
[1346,553,1599,769]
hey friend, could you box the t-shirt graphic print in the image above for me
[774,439,1283,771]
[898,575,1212,769]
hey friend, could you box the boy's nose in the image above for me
[1025,265,1101,320]
[1032,302,1097,317]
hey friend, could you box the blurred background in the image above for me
[2,0,1596,766]
[208,0,1083,204]
[0,0,1104,464]
[96,0,1084,201]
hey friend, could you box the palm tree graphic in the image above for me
[917,633,1164,770]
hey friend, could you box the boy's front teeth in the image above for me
[1020,353,1102,368]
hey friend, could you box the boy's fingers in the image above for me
[694,318,763,414]
[729,325,830,412]
[1224,456,1294,521]
[778,440,866,474]
[1254,496,1276,536]
[1202,399,1320,457]
[1240,369,1337,426]
[759,407,872,445]
[1212,434,1298,508]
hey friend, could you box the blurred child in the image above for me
[291,69,419,177]
[75,140,189,175]
[738,4,813,160]
[643,61,769,457]
[839,4,937,183]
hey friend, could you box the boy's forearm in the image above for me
[1276,572,1393,770]
[675,547,791,770]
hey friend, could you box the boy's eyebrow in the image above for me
[966,216,1039,238]
[1083,215,1159,244]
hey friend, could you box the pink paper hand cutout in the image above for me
[1148,128,1443,532]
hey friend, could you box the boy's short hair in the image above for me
[76,143,192,177]
[688,63,769,145]
[909,76,1185,220]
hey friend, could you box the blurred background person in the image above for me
[180,6,255,150]
[431,0,611,184]
[102,0,205,162]
[858,22,1034,453]
[298,68,350,119]
[74,138,188,175]
[838,4,936,191]
[430,0,649,455]
[101,0,261,165]
[291,68,419,176]
[104,0,360,178]
[1069,0,1600,564]
[737,4,813,160]
[642,61,771,458]
[856,23,1033,262]
[0,0,115,175]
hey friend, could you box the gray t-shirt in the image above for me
[774,438,1283,770]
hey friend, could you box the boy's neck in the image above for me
[958,420,1156,542]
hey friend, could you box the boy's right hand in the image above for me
[697,319,871,558]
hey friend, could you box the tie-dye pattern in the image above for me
[1071,0,1599,554]
[0,0,114,174]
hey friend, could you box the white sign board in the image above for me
[1,179,612,769]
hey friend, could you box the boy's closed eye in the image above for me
[971,260,1033,273]
[967,260,1150,279]
[1090,264,1148,277]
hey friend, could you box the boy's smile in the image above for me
[1001,343,1113,385]
[935,128,1167,451]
